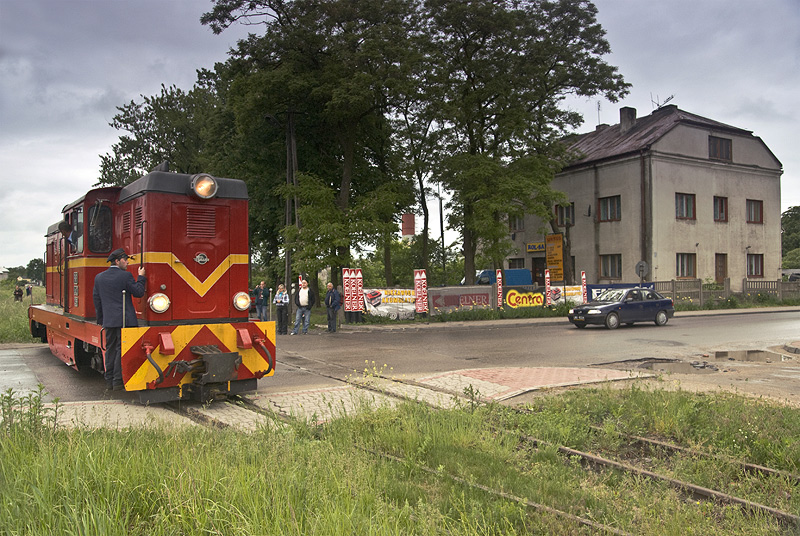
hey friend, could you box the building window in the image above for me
[709,136,732,162]
[746,254,763,277]
[746,199,763,223]
[600,254,622,279]
[675,193,696,220]
[508,258,525,269]
[555,203,575,227]
[713,196,728,222]
[676,253,696,278]
[598,195,621,222]
[508,215,524,232]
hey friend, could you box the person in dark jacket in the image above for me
[92,248,146,391]
[291,279,315,335]
[324,282,341,332]
[254,281,268,321]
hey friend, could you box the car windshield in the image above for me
[594,289,626,302]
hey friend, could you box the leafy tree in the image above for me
[782,248,800,270]
[202,0,419,285]
[421,0,628,284]
[782,206,800,256]
[98,85,215,186]
[26,258,44,282]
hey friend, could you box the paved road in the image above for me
[2,308,798,425]
[265,308,800,391]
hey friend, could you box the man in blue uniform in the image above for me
[92,248,146,391]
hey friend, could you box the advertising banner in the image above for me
[545,234,564,281]
[496,269,503,308]
[545,269,551,306]
[581,271,587,303]
[363,288,416,320]
[355,269,363,312]
[342,268,364,312]
[414,269,428,313]
[503,287,545,308]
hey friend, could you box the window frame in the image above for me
[599,254,622,279]
[555,203,575,228]
[598,195,621,222]
[709,135,733,162]
[746,199,763,224]
[508,258,525,269]
[675,193,696,220]
[508,215,524,232]
[713,196,728,222]
[746,254,764,278]
[676,253,696,278]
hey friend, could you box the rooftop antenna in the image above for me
[596,101,601,125]
[650,93,675,110]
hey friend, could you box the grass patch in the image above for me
[2,385,798,535]
[0,280,44,343]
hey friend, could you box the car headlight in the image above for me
[233,291,251,311]
[568,309,575,314]
[586,309,602,315]
[191,173,218,199]
[149,293,171,313]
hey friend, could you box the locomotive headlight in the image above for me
[149,293,171,313]
[191,174,218,199]
[233,291,251,311]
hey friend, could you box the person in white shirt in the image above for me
[291,280,315,334]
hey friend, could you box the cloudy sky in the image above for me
[1,0,798,269]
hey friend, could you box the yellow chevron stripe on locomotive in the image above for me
[121,320,275,394]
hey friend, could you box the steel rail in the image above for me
[519,433,800,528]
[366,448,633,536]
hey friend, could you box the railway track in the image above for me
[167,352,799,532]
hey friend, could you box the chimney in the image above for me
[620,107,637,134]
[401,213,415,240]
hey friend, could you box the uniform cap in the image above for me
[107,248,129,262]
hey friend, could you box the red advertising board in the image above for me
[414,269,428,313]
[342,268,364,312]
[581,271,587,303]
[545,269,551,306]
[496,269,503,308]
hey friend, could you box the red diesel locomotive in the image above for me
[28,168,276,403]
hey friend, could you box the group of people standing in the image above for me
[252,279,342,335]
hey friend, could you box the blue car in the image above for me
[568,287,674,329]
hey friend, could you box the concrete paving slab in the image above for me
[185,400,275,432]
[416,367,646,401]
[54,400,195,430]
[248,385,398,424]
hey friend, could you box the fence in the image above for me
[653,278,800,306]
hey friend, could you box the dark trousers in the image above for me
[276,306,288,334]
[327,307,338,332]
[104,327,123,385]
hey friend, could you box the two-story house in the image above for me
[508,105,783,291]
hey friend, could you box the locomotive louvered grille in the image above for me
[135,206,144,228]
[122,212,131,233]
[186,207,216,237]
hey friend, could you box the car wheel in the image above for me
[655,310,669,326]
[605,312,620,330]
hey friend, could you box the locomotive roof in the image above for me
[118,171,248,203]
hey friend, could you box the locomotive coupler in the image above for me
[188,345,242,384]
